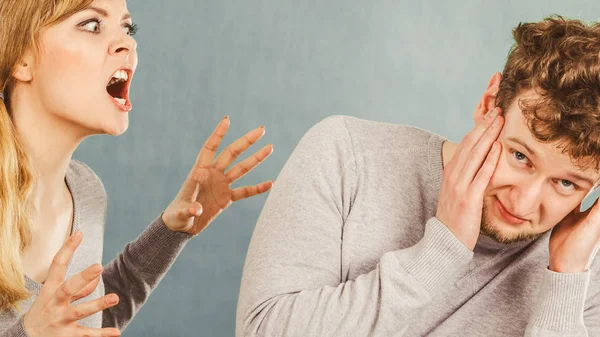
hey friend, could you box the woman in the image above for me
[0,0,273,336]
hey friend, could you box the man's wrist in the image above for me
[528,268,589,332]
[548,262,588,273]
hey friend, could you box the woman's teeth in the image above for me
[109,70,129,83]
[114,97,126,105]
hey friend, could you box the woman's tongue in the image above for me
[107,84,126,105]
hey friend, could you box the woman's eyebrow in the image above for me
[84,6,131,20]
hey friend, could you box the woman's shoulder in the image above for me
[67,160,107,199]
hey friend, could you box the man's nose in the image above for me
[508,179,545,218]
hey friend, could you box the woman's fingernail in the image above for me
[92,264,102,275]
[107,294,118,305]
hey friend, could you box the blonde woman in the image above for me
[0,0,274,336]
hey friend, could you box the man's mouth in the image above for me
[106,68,132,110]
[494,197,528,225]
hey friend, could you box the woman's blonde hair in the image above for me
[0,0,94,311]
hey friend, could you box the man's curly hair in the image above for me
[495,15,600,171]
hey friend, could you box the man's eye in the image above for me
[561,180,572,187]
[558,179,575,190]
[513,150,529,164]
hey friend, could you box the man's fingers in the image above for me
[41,231,83,298]
[53,264,103,305]
[65,293,119,323]
[450,108,501,174]
[460,116,503,187]
[470,141,501,196]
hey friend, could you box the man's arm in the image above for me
[525,268,600,336]
[236,116,473,337]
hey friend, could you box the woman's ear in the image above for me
[473,72,502,124]
[12,50,35,82]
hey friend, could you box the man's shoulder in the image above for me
[308,115,445,156]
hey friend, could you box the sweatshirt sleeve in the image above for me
[101,215,193,330]
[236,115,474,337]
[1,318,28,337]
[524,268,600,336]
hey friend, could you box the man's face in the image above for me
[480,90,600,243]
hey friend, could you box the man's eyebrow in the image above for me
[507,136,595,186]
[565,172,595,187]
[84,6,132,20]
[507,137,537,158]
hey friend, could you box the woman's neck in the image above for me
[11,93,84,210]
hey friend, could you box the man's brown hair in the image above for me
[496,15,600,170]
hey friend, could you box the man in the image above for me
[236,16,600,336]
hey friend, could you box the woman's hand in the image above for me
[162,116,274,235]
[23,231,121,337]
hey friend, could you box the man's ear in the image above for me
[473,72,502,124]
[12,49,35,82]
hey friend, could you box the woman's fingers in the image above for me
[226,144,273,183]
[66,293,120,323]
[75,326,121,337]
[214,126,265,171]
[196,116,230,168]
[231,181,273,201]
[71,275,102,302]
[40,231,83,299]
[52,264,102,305]
[177,201,203,221]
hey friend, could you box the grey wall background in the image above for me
[73,1,600,336]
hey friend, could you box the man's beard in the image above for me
[480,199,544,244]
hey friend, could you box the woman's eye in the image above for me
[123,23,138,36]
[81,20,100,33]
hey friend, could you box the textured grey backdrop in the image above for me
[73,1,600,336]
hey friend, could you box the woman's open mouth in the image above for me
[106,68,132,112]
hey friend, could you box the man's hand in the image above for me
[436,107,504,250]
[549,199,600,273]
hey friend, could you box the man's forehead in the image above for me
[502,104,599,186]
[503,92,596,173]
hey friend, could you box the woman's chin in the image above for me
[105,123,129,136]
[102,114,130,136]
